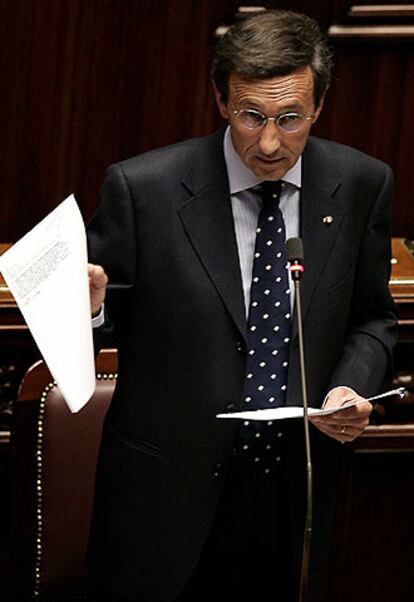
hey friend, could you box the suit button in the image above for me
[236,341,244,352]
[213,463,224,478]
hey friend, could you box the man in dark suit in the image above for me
[87,9,397,602]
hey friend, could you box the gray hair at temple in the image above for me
[211,10,333,108]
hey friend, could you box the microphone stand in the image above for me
[289,257,312,602]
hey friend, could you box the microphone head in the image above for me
[286,237,304,264]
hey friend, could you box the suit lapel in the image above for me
[291,139,345,340]
[176,135,347,348]
[177,131,248,343]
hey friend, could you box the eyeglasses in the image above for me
[233,108,313,134]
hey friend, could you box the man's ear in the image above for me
[311,92,326,125]
[212,81,230,120]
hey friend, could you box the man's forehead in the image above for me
[228,67,314,106]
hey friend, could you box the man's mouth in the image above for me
[256,155,284,163]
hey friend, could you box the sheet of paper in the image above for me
[216,400,358,421]
[0,195,95,412]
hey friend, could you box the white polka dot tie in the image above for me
[236,180,291,472]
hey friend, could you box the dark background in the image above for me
[0,0,413,239]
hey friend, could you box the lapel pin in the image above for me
[322,215,334,225]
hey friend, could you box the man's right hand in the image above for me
[88,263,108,316]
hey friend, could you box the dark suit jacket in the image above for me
[87,129,397,601]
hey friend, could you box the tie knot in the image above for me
[261,180,282,206]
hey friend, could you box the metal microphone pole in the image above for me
[286,238,312,602]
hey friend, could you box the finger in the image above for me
[311,404,373,426]
[324,400,372,418]
[310,420,369,436]
[310,412,368,425]
[88,264,108,289]
[311,413,370,427]
[323,390,361,409]
[313,422,362,442]
[311,422,347,441]
[340,400,372,415]
[311,419,367,441]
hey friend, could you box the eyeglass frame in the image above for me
[232,108,314,133]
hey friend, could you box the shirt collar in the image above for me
[223,126,302,194]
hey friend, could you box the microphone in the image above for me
[286,237,304,280]
[286,237,312,602]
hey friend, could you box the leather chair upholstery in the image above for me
[12,349,117,601]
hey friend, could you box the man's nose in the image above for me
[257,120,282,156]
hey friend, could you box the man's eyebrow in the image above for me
[234,97,306,112]
[235,99,263,109]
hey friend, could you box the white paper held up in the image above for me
[0,195,95,412]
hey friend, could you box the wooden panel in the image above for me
[313,40,414,237]
[329,23,414,35]
[0,244,27,331]
[349,4,414,17]
[328,424,414,602]
[390,239,414,370]
[0,1,413,243]
[0,0,242,241]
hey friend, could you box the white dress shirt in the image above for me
[224,126,301,315]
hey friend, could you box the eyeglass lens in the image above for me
[237,110,306,133]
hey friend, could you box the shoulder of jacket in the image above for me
[307,136,392,176]
[106,129,224,183]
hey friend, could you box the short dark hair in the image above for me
[211,10,333,108]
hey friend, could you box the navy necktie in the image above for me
[236,180,292,473]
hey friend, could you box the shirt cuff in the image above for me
[92,304,105,328]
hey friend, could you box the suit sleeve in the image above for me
[327,164,398,396]
[87,164,137,350]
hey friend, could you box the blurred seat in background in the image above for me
[12,349,117,601]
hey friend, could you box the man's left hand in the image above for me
[309,387,373,443]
